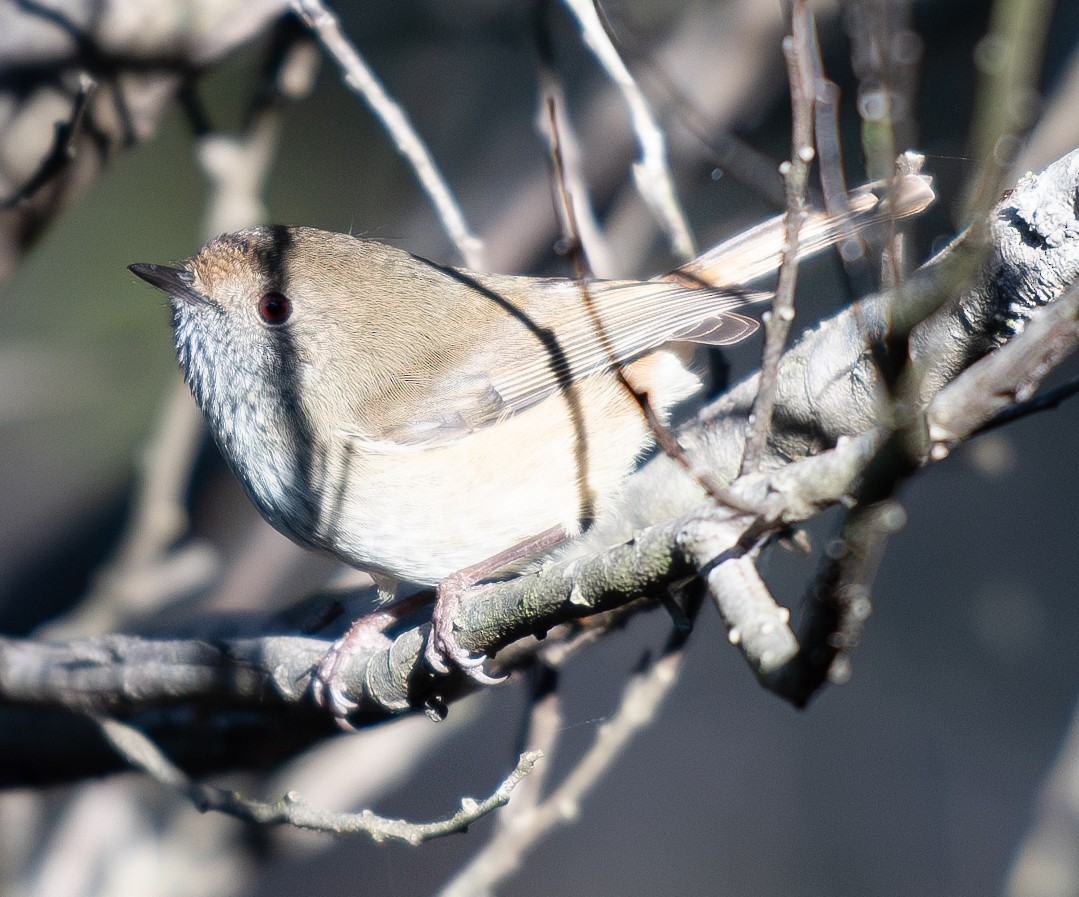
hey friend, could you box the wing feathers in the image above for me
[488,280,766,412]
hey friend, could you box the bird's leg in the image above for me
[314,526,568,723]
[312,575,431,725]
[425,525,568,682]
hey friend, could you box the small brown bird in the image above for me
[130,171,933,713]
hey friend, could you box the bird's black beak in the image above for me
[129,263,211,307]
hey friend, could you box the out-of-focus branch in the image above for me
[290,0,484,268]
[0,0,288,284]
[964,0,1056,218]
[1005,695,1079,897]
[477,0,791,275]
[0,71,97,209]
[40,383,216,638]
[561,0,695,260]
[40,23,318,640]
[436,645,686,897]
[846,0,919,182]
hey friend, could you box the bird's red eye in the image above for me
[258,291,291,324]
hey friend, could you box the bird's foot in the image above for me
[422,525,568,682]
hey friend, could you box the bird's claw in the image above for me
[310,617,392,727]
[424,585,507,685]
[311,657,361,728]
[423,630,507,684]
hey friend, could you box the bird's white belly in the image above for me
[324,376,657,585]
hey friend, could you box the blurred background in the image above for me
[2,0,1079,895]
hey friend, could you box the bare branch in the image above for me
[699,551,799,676]
[435,646,685,897]
[42,28,317,639]
[290,0,484,268]
[96,714,541,842]
[561,0,695,260]
[976,372,1079,432]
[928,278,1079,455]
[496,666,562,827]
[739,1,816,474]
[0,0,289,284]
[534,36,615,276]
[677,165,934,291]
[0,71,96,210]
[1005,697,1079,897]
[542,90,755,513]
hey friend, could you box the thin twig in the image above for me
[812,75,847,222]
[976,372,1079,433]
[94,715,540,842]
[534,8,615,277]
[495,665,562,832]
[543,94,756,514]
[291,0,484,268]
[845,1,920,288]
[740,0,816,474]
[675,164,934,288]
[585,7,787,207]
[435,646,685,897]
[1,72,96,209]
[808,29,864,281]
[561,0,695,260]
